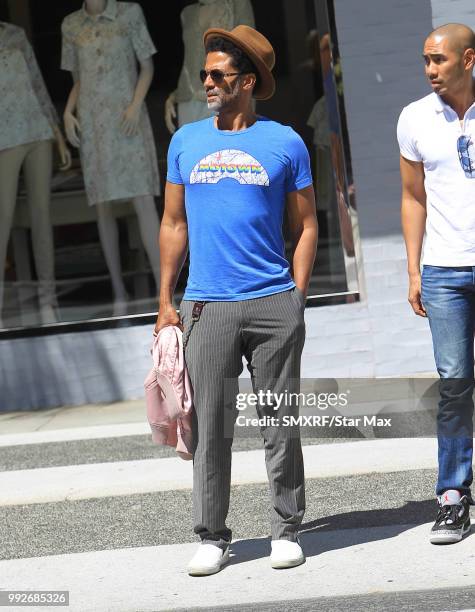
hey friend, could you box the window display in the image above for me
[0,20,71,329]
[0,0,361,332]
[62,0,161,316]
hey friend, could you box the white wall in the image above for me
[431,0,475,29]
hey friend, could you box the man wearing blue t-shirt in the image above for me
[155,25,318,575]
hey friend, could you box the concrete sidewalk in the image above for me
[0,400,146,435]
[0,372,438,435]
[1,523,473,612]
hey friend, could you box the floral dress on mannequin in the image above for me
[0,22,60,326]
[0,22,58,150]
[61,0,160,206]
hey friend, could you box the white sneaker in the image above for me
[270,539,305,569]
[187,544,230,576]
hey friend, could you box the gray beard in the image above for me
[207,98,223,111]
[206,77,241,111]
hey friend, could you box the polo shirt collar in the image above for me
[432,93,447,114]
[81,0,118,23]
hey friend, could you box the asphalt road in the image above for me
[174,587,475,612]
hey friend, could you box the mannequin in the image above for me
[165,0,255,133]
[62,0,161,315]
[0,21,71,329]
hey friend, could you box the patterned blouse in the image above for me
[0,22,57,152]
[61,0,161,205]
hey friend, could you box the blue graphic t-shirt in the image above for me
[167,116,313,301]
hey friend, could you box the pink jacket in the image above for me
[144,325,193,460]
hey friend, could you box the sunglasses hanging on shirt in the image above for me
[457,134,475,179]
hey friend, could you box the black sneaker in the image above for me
[430,495,471,544]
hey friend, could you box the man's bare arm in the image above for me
[286,185,318,298]
[155,181,188,333]
[400,155,427,317]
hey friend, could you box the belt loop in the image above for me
[192,301,206,322]
[183,301,206,350]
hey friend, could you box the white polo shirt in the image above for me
[397,91,475,266]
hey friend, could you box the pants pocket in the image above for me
[291,287,305,314]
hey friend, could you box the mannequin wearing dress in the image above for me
[164,0,255,133]
[62,0,161,315]
[0,21,71,328]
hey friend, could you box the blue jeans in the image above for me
[421,265,474,500]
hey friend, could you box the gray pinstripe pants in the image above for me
[179,287,306,549]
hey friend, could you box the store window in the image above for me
[0,0,361,332]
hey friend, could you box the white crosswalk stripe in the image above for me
[0,438,440,507]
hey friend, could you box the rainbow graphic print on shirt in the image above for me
[190,149,270,186]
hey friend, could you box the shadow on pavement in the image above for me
[228,498,474,565]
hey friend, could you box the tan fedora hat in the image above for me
[203,25,276,100]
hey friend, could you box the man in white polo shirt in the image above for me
[398,23,475,544]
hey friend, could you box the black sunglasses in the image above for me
[199,69,245,84]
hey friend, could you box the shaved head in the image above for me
[422,22,475,98]
[426,23,475,55]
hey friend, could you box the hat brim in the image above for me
[203,28,275,101]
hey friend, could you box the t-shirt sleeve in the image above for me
[61,19,78,74]
[397,106,422,162]
[166,129,184,184]
[285,128,314,193]
[129,3,157,61]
